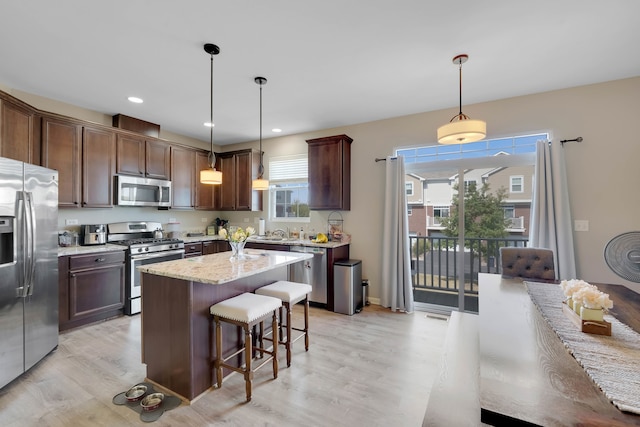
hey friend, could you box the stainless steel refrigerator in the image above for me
[0,156,58,389]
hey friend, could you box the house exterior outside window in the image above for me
[268,155,310,223]
[510,176,524,193]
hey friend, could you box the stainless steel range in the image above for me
[108,221,184,315]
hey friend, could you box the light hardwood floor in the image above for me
[0,305,448,426]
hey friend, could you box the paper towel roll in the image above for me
[258,218,265,236]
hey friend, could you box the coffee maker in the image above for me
[80,224,106,245]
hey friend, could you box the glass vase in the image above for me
[229,240,246,260]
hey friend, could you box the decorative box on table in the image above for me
[561,301,611,336]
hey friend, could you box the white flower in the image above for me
[560,279,614,311]
[221,226,255,243]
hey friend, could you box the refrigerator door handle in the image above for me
[15,192,27,298]
[25,192,37,296]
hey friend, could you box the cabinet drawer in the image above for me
[69,251,125,270]
[184,242,203,255]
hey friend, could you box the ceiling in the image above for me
[1,1,638,146]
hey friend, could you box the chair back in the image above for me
[499,247,556,280]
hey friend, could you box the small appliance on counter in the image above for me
[80,224,106,245]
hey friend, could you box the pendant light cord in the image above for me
[258,82,264,178]
[458,59,463,117]
[209,50,215,169]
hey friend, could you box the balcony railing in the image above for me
[410,236,528,296]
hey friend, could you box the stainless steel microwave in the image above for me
[115,175,171,207]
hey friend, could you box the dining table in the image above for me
[478,273,640,426]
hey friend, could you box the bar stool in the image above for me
[255,280,312,367]
[210,292,282,402]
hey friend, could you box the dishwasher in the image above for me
[289,246,327,305]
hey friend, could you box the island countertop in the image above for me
[137,249,312,285]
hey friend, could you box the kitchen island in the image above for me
[138,249,313,402]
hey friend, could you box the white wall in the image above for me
[12,76,640,300]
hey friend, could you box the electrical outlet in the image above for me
[243,218,249,223]
[201,217,208,223]
[65,219,78,225]
[574,220,589,232]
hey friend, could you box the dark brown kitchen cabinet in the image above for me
[146,139,170,179]
[83,126,116,208]
[217,149,262,211]
[203,240,230,254]
[0,93,40,165]
[171,145,196,209]
[58,251,126,332]
[41,116,82,207]
[116,134,171,180]
[307,134,352,210]
[184,242,203,257]
[195,150,216,210]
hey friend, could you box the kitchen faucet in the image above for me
[272,226,289,239]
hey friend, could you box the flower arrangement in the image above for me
[559,279,613,311]
[218,226,255,243]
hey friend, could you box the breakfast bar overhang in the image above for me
[138,249,313,402]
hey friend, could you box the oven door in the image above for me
[127,249,184,314]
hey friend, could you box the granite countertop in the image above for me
[182,234,348,249]
[138,249,313,285]
[58,244,125,257]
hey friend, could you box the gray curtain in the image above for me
[381,156,414,312]
[530,140,577,279]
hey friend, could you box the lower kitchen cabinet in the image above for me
[58,251,125,331]
[203,240,229,254]
[184,242,203,257]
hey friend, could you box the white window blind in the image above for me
[269,155,308,181]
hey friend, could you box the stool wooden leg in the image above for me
[278,306,284,342]
[304,296,310,351]
[244,324,253,402]
[285,302,293,367]
[258,321,265,359]
[272,311,279,378]
[215,316,223,388]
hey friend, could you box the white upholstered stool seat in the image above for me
[256,280,312,367]
[210,292,282,402]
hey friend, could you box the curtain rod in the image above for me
[560,137,583,146]
[375,157,397,162]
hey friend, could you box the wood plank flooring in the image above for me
[0,305,448,426]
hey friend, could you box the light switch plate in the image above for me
[65,219,78,225]
[574,220,589,232]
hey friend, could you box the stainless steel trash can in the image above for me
[334,259,362,315]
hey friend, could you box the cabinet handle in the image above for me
[95,258,106,263]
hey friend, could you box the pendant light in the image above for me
[437,54,486,145]
[252,76,269,190]
[200,43,222,185]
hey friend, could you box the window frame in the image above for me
[510,175,524,193]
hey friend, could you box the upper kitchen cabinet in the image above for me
[217,149,262,211]
[82,126,116,208]
[41,115,82,207]
[195,150,216,210]
[0,92,40,165]
[116,133,170,180]
[306,134,352,210]
[171,145,196,209]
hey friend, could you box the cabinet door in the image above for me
[184,242,203,257]
[146,139,170,179]
[116,134,145,176]
[218,154,236,210]
[68,263,125,321]
[0,97,38,164]
[307,134,352,210]
[234,151,253,211]
[171,146,196,209]
[195,150,215,209]
[41,116,82,207]
[82,127,116,207]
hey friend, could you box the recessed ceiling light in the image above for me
[204,122,215,127]
[128,96,143,104]
[272,128,282,133]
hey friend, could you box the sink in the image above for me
[252,236,286,241]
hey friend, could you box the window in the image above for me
[268,155,310,222]
[503,205,515,218]
[510,176,524,193]
[433,206,450,218]
[406,182,414,196]
[407,207,412,216]
[464,180,477,191]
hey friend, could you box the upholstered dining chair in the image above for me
[499,247,556,281]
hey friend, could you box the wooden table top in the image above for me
[478,273,640,426]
